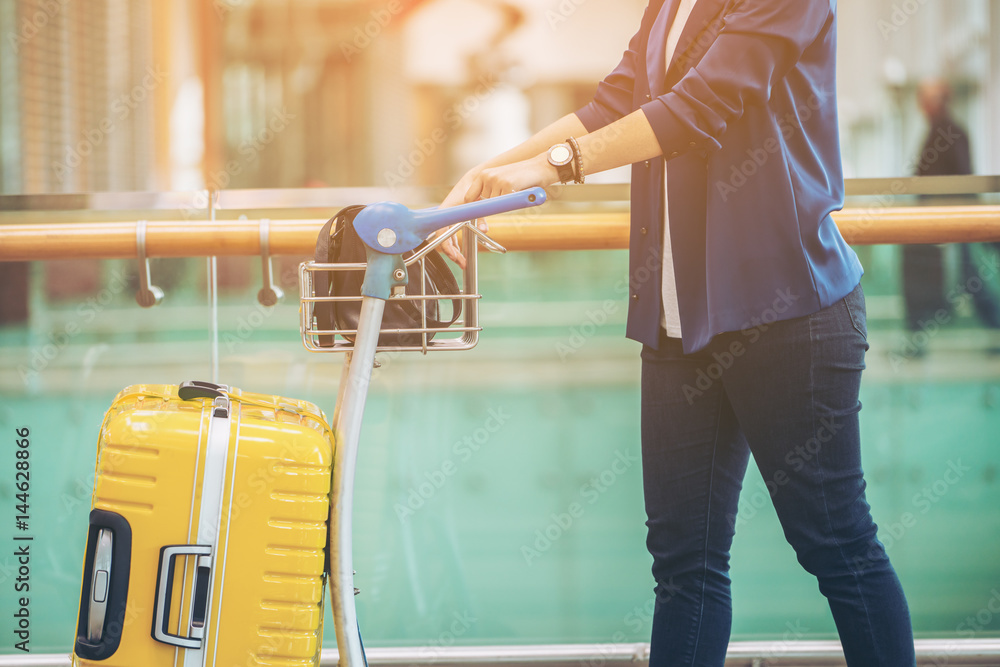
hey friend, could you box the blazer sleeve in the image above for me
[640,0,834,157]
[575,3,656,133]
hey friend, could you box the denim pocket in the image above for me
[843,284,868,341]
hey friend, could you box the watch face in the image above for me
[549,144,572,165]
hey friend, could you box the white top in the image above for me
[660,0,699,337]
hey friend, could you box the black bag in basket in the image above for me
[313,205,462,347]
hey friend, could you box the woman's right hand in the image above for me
[436,167,488,269]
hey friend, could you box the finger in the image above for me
[464,178,485,204]
[439,191,461,210]
[476,218,488,232]
[442,234,456,255]
[442,244,464,268]
[441,236,466,270]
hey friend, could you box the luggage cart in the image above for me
[299,188,548,667]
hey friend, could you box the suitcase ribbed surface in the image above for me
[74,385,333,667]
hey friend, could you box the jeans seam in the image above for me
[810,308,881,665]
[688,387,724,666]
[844,286,868,341]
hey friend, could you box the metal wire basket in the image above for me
[299,221,504,354]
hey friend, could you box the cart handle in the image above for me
[352,187,546,255]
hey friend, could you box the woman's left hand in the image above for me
[438,154,557,267]
[465,154,558,201]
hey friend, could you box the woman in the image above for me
[439,0,916,664]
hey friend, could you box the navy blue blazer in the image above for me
[576,0,862,353]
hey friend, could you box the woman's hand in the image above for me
[467,154,558,200]
[436,168,485,269]
[438,154,558,268]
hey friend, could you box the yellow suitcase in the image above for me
[72,381,334,667]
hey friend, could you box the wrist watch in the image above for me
[547,143,575,184]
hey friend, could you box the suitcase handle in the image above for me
[152,545,213,649]
[87,528,114,642]
[74,510,133,661]
[178,381,231,418]
[178,380,229,401]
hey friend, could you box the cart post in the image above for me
[329,295,385,667]
[310,188,547,667]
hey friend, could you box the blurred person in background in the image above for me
[439,0,916,665]
[901,78,999,356]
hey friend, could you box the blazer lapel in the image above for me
[664,0,729,88]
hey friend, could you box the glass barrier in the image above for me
[0,184,997,655]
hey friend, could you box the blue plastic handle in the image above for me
[352,187,547,255]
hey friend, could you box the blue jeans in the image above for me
[640,284,915,666]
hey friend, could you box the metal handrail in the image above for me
[0,205,999,261]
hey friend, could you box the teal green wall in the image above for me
[1,247,999,654]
